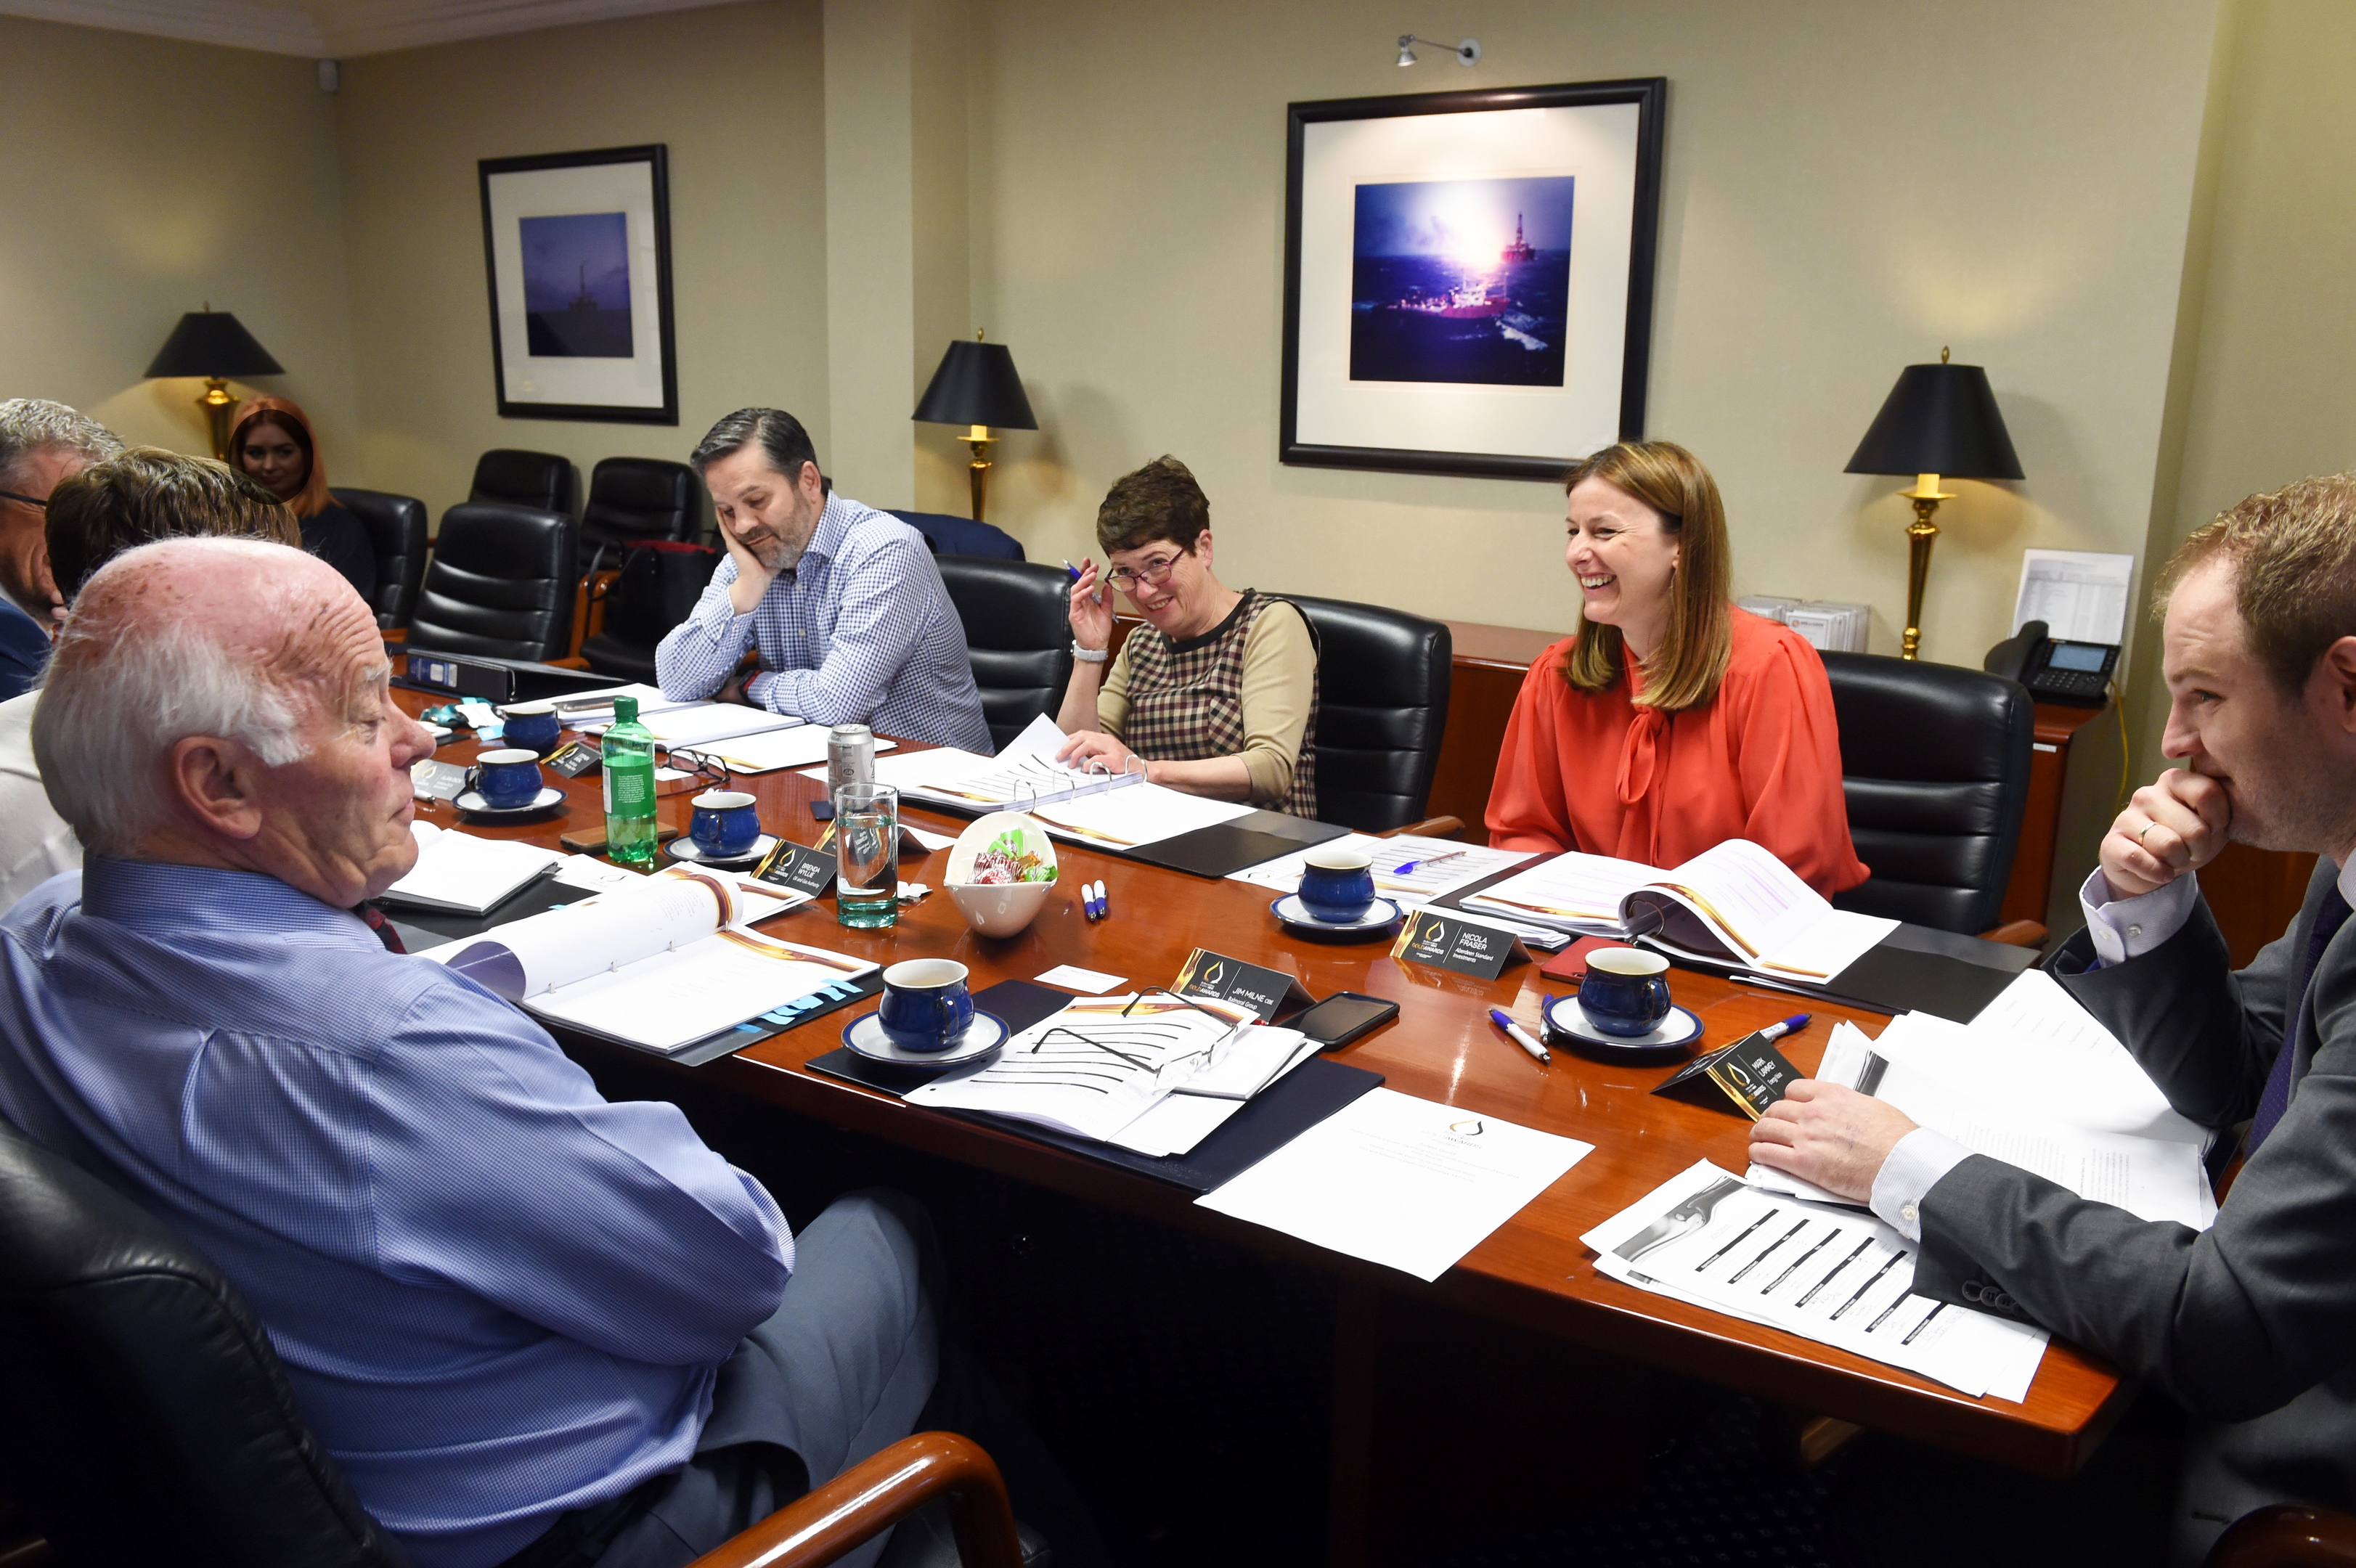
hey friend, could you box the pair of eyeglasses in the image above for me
[0,491,46,513]
[653,746,733,796]
[1104,554,1183,592]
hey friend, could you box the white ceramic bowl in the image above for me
[947,878,1056,937]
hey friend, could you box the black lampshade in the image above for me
[144,311,284,380]
[1844,360,2023,480]
[912,339,1037,430]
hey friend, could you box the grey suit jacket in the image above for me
[1913,860,2356,1564]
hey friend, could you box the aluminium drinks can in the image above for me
[826,723,876,801]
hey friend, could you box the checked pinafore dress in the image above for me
[1118,589,1319,817]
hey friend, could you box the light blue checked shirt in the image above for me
[656,493,992,751]
[0,859,794,1568]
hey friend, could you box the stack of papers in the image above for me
[1230,833,1536,907]
[907,993,1313,1151]
[379,822,566,914]
[1197,1088,1594,1281]
[1586,1161,2049,1402]
[550,683,698,727]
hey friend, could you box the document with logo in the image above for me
[1195,1088,1593,1281]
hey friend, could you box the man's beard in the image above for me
[740,530,791,572]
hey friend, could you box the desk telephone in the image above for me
[1984,618,2116,706]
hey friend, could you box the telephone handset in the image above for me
[1983,618,2117,706]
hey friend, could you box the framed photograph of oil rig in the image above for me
[1280,80,1665,480]
[478,144,678,425]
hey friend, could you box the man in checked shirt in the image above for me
[656,407,992,751]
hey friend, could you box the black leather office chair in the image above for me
[937,558,1072,749]
[581,540,721,684]
[469,449,577,518]
[407,503,581,663]
[1819,651,2035,936]
[0,1116,1037,1568]
[1277,594,1452,833]
[330,487,428,630]
[582,457,700,578]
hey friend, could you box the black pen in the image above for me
[1727,1217,1809,1285]
[1795,1236,1875,1308]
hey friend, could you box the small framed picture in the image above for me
[478,144,678,424]
[1281,79,1667,480]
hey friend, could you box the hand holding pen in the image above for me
[1063,559,1112,649]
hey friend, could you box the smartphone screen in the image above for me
[1294,994,1399,1048]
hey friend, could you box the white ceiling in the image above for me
[1,0,733,57]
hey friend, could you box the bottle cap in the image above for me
[614,696,638,724]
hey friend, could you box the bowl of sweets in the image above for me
[945,812,1061,936]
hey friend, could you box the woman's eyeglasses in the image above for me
[1105,555,1182,592]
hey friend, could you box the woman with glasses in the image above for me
[1054,456,1318,813]
[227,396,376,600]
[1485,441,1868,896]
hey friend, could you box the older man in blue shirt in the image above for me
[656,407,992,752]
[0,538,938,1568]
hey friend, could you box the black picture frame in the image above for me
[1280,78,1667,481]
[478,144,679,425]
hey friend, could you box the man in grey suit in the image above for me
[1752,473,2356,1566]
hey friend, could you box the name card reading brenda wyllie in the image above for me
[1390,909,1525,981]
[1651,1032,1802,1120]
[755,840,839,899]
[1173,948,1312,1021]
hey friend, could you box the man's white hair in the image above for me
[0,399,123,492]
[33,539,318,857]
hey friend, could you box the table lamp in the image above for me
[1844,348,2023,660]
[912,331,1038,524]
[144,307,285,460]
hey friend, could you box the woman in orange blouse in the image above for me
[1485,441,1868,897]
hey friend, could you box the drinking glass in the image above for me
[835,783,900,928]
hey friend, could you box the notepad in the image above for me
[378,822,566,915]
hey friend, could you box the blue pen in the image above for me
[1488,1008,1551,1065]
[1063,559,1104,608]
[1390,848,1468,876]
[1758,1013,1811,1044]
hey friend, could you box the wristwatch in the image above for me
[1072,640,1109,663]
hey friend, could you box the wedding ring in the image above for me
[2137,821,2159,845]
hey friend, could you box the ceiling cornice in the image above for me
[0,0,739,57]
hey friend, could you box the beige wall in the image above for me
[0,15,357,462]
[332,0,827,520]
[971,0,2222,667]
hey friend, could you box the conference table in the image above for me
[399,690,2129,1557]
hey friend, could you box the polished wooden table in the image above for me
[407,695,2128,1500]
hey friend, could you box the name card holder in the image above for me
[1173,947,1312,1021]
[1390,909,1528,981]
[755,840,839,898]
[1651,1032,1801,1119]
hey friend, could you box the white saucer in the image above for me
[1543,995,1705,1054]
[841,1009,1010,1069]
[666,833,780,868]
[1271,893,1406,939]
[455,785,566,816]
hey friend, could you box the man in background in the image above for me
[0,399,122,699]
[0,448,298,912]
[656,407,992,751]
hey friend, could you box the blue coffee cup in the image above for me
[1297,843,1377,923]
[877,959,975,1053]
[690,790,762,858]
[1578,946,1674,1037]
[500,701,563,756]
[468,748,544,810]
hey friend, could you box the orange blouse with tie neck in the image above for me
[1483,608,1870,897]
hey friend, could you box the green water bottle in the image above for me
[602,695,659,866]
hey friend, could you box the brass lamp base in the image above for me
[1900,491,1952,661]
[963,425,996,523]
[197,377,239,461]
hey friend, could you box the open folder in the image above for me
[424,870,877,1055]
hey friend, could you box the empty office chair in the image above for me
[937,558,1071,748]
[579,540,721,684]
[892,509,1026,561]
[468,449,576,518]
[406,502,580,663]
[329,486,428,629]
[1819,650,2034,936]
[0,1116,1037,1568]
[581,456,700,578]
[1278,594,1452,833]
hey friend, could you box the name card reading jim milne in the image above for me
[1173,948,1312,1021]
[1391,910,1526,981]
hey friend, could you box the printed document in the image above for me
[2012,550,2135,645]
[379,822,565,914]
[1196,1088,1594,1281]
[1230,833,1537,907]
[1586,1161,2049,1402]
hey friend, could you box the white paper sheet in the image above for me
[1231,833,1537,907]
[550,683,698,726]
[379,822,566,913]
[704,724,897,775]
[632,703,810,748]
[1462,851,1660,933]
[522,928,874,1055]
[1035,964,1128,993]
[1585,1161,2049,1402]
[1195,1088,1593,1281]
[2012,550,2135,645]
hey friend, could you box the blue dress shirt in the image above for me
[0,859,793,1568]
[654,493,993,752]
[0,594,49,702]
